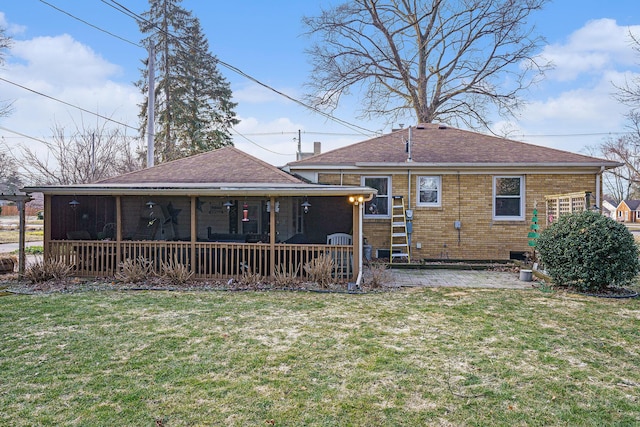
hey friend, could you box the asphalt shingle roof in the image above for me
[288,123,616,166]
[98,147,302,185]
[623,200,640,211]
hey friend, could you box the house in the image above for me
[23,147,376,282]
[615,200,640,223]
[601,199,617,220]
[285,123,621,261]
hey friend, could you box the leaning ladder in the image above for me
[390,195,410,263]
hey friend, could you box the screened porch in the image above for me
[44,194,359,281]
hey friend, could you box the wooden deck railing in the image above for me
[47,240,354,281]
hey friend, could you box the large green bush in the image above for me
[536,210,639,292]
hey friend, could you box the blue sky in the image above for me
[1,1,640,168]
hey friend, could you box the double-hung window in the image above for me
[417,176,441,207]
[363,176,390,217]
[493,176,524,220]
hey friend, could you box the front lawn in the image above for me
[1,288,638,426]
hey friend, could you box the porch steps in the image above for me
[390,195,410,263]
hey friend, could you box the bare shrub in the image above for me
[116,256,153,283]
[24,257,73,283]
[0,254,17,273]
[363,263,393,290]
[233,267,264,289]
[273,262,301,288]
[159,256,193,285]
[304,254,334,289]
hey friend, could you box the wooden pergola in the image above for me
[0,192,33,276]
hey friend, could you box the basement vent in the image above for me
[376,249,401,259]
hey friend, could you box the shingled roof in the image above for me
[24,146,377,198]
[622,200,640,211]
[288,123,619,167]
[99,146,302,184]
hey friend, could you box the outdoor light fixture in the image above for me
[146,200,156,209]
[301,198,311,214]
[348,195,364,205]
[223,200,233,212]
[69,199,80,209]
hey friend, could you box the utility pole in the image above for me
[147,44,155,168]
[91,132,95,182]
[295,129,302,160]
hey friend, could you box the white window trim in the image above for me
[493,175,525,221]
[362,175,392,218]
[416,175,442,207]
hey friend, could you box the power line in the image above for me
[0,76,139,132]
[99,0,376,136]
[230,129,292,156]
[519,131,633,138]
[38,0,141,48]
[0,126,50,145]
[34,0,376,155]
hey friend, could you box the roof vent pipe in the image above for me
[407,126,412,162]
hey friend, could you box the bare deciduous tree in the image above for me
[596,122,640,203]
[615,32,640,108]
[16,119,143,185]
[600,30,640,202]
[0,25,14,119]
[303,0,552,129]
[0,148,21,193]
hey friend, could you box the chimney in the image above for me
[313,141,321,155]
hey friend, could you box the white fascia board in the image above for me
[22,183,377,198]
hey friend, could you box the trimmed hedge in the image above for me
[536,210,639,292]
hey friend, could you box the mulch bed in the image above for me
[0,275,396,295]
[577,286,639,299]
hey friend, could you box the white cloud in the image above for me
[0,31,141,167]
[10,35,122,85]
[540,19,639,82]
[502,19,640,157]
[0,12,26,36]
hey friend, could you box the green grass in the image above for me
[1,288,639,426]
[10,245,44,255]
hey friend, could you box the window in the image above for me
[363,176,390,217]
[493,176,524,220]
[417,176,441,207]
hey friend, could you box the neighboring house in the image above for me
[601,199,617,220]
[615,200,640,223]
[285,123,620,261]
[23,147,376,281]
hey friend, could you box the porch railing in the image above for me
[47,240,354,281]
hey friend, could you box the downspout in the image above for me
[355,193,375,288]
[595,166,604,210]
[407,168,412,250]
[406,126,413,251]
[355,201,364,288]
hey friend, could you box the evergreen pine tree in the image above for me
[174,18,237,156]
[137,0,237,163]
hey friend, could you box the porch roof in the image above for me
[22,146,377,198]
